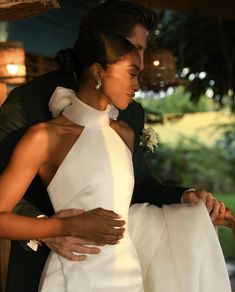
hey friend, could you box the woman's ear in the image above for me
[90,63,104,84]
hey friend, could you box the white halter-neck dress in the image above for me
[39,91,144,292]
[39,87,231,292]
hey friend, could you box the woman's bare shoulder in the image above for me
[15,120,61,162]
[24,122,52,144]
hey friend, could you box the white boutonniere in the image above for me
[140,127,159,153]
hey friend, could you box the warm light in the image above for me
[153,59,160,67]
[7,64,19,75]
[0,41,26,84]
[140,48,177,91]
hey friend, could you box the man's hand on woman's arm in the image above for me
[13,200,125,261]
[43,208,104,262]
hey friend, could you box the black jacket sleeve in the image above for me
[118,101,187,207]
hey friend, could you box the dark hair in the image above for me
[73,31,137,82]
[79,0,157,38]
[55,1,156,74]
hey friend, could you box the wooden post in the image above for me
[0,239,10,292]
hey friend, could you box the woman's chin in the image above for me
[115,101,132,111]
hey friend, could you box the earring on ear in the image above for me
[95,80,102,90]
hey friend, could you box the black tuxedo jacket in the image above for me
[0,70,187,292]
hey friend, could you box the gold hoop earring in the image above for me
[95,80,102,90]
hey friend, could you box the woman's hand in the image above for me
[43,209,103,261]
[63,207,125,245]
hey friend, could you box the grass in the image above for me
[215,194,235,259]
[150,111,235,146]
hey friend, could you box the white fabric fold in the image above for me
[129,201,232,292]
[48,86,119,120]
[49,87,74,118]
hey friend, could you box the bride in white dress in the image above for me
[0,31,232,291]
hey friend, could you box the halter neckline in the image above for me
[62,93,110,129]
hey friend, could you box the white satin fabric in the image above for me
[39,87,231,292]
[129,202,231,292]
[39,89,144,292]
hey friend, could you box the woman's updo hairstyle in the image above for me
[71,30,138,82]
[55,48,75,72]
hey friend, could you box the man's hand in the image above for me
[213,206,235,238]
[43,236,102,261]
[43,209,103,262]
[182,189,221,221]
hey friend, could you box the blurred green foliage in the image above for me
[139,93,235,257]
[136,86,218,115]
[145,138,235,194]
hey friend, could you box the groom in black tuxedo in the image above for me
[0,1,221,292]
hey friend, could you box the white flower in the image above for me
[140,127,159,153]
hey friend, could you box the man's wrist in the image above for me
[181,188,196,203]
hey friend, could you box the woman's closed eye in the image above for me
[129,72,138,78]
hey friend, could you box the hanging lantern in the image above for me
[0,41,26,84]
[0,0,60,21]
[140,48,178,91]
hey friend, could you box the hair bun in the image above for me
[55,48,75,71]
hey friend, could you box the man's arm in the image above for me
[119,101,187,206]
[120,101,222,220]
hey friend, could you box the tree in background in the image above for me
[155,11,235,111]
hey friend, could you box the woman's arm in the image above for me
[0,124,63,239]
[0,125,47,213]
[0,125,125,243]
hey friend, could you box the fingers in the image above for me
[197,191,221,220]
[107,218,125,228]
[55,208,85,218]
[97,208,122,219]
[65,207,126,244]
[69,237,105,246]
[209,199,221,221]
[57,248,88,262]
[106,226,125,237]
[219,201,225,213]
[71,245,101,255]
[56,249,85,261]
[183,189,223,221]
[95,225,125,245]
[44,236,101,262]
